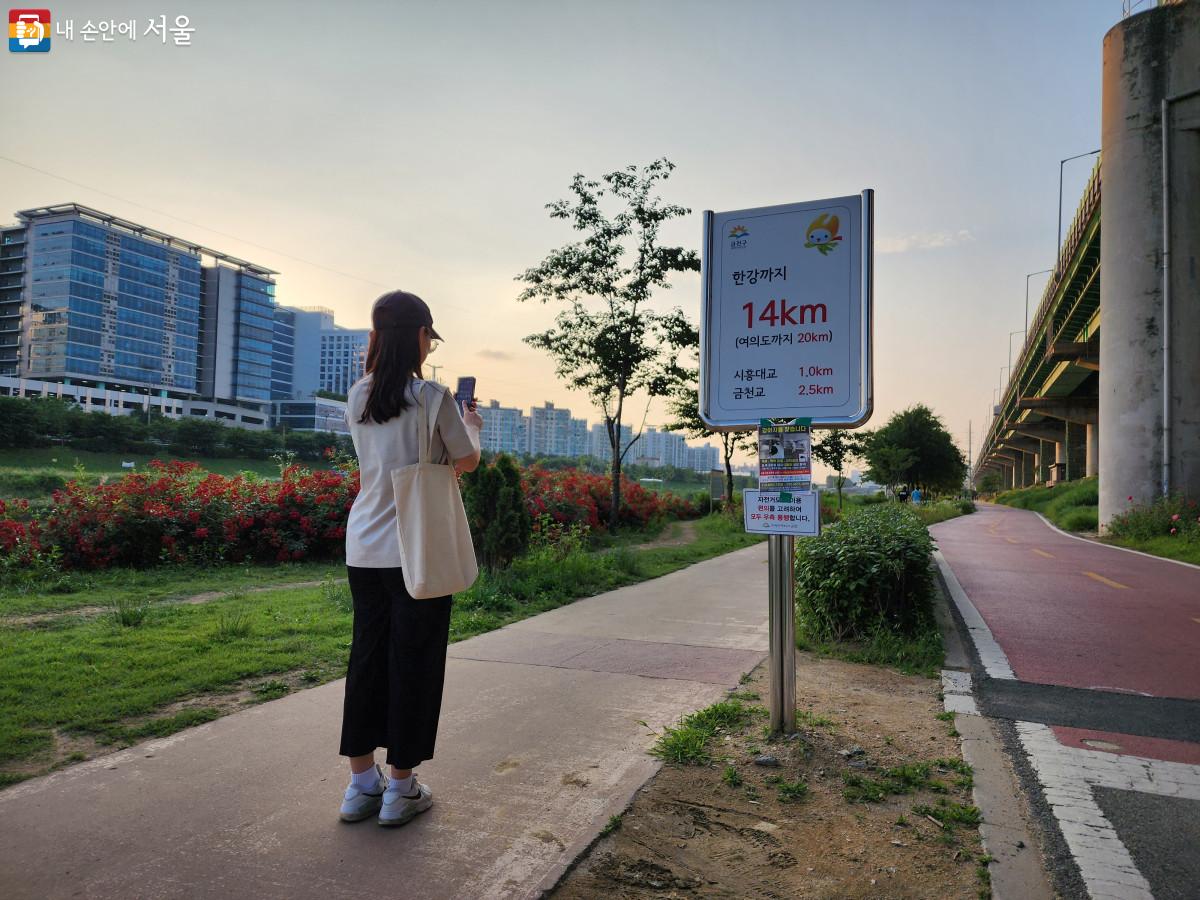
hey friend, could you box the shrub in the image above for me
[461,454,532,571]
[1107,493,1200,542]
[4,460,356,570]
[794,504,935,642]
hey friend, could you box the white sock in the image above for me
[390,774,415,795]
[352,767,381,792]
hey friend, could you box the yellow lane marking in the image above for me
[1192,618,1200,625]
[1083,571,1130,590]
[1032,549,1055,559]
[1005,537,1019,544]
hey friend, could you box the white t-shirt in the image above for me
[344,376,478,568]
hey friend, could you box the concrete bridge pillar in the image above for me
[1066,423,1088,481]
[1021,452,1036,488]
[1039,440,1054,483]
[1100,3,1200,526]
[1086,423,1099,478]
[1004,463,1015,491]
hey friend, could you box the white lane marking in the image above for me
[1017,722,1154,900]
[1033,511,1200,572]
[933,549,1016,680]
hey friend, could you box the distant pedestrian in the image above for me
[897,487,909,503]
[911,487,922,506]
[337,290,483,826]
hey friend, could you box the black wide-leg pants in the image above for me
[339,566,453,770]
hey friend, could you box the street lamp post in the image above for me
[1025,268,1053,334]
[1057,150,1101,273]
[1008,329,1026,377]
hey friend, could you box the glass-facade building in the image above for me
[20,210,202,392]
[230,270,277,402]
[271,307,296,401]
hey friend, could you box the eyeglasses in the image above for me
[424,327,440,354]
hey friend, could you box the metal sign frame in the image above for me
[699,190,874,430]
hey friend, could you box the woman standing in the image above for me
[337,290,482,826]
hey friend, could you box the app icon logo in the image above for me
[9,8,50,52]
[804,214,841,256]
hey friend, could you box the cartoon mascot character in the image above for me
[804,214,841,256]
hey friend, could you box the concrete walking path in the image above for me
[0,543,769,900]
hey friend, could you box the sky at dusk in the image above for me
[1,0,1121,471]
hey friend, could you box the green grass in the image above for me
[0,584,354,763]
[0,560,340,617]
[1104,535,1200,566]
[721,765,743,787]
[993,477,1098,531]
[650,699,752,765]
[912,500,973,527]
[599,814,623,837]
[796,620,944,679]
[775,778,809,802]
[840,759,970,804]
[0,512,759,775]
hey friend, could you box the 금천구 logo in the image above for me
[728,224,749,250]
[9,8,50,51]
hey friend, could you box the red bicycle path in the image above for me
[931,503,1200,764]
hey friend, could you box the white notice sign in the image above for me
[700,193,873,429]
[743,489,821,536]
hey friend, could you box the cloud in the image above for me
[478,348,516,361]
[877,229,975,254]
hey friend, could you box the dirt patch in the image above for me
[637,520,699,550]
[552,654,988,899]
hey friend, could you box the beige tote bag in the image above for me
[390,383,479,599]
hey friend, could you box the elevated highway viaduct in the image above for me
[976,1,1200,528]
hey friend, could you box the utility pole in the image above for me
[428,364,443,384]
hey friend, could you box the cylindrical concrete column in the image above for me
[1004,463,1015,490]
[1022,452,1035,489]
[1086,423,1099,478]
[1100,3,1200,526]
[1039,440,1053,483]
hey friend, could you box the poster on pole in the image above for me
[758,417,811,489]
[743,489,820,536]
[699,192,873,429]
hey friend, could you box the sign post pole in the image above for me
[767,532,796,734]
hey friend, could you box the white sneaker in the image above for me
[378,776,433,827]
[339,764,388,822]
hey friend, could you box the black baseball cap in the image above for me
[372,290,442,340]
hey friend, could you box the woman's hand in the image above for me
[462,401,483,431]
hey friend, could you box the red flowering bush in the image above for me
[1108,493,1200,543]
[0,458,698,572]
[522,467,698,533]
[9,460,357,570]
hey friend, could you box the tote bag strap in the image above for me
[417,381,446,465]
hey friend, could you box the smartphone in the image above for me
[454,376,477,411]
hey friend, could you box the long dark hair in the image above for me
[358,291,425,424]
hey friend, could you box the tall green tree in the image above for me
[859,404,966,495]
[811,429,863,509]
[516,158,699,531]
